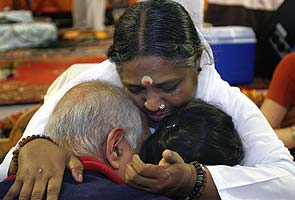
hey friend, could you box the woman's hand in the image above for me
[4,138,83,200]
[125,149,196,198]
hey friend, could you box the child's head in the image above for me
[140,99,244,166]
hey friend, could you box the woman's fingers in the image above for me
[17,169,63,200]
[19,178,35,200]
[3,139,83,200]
[67,153,84,183]
[46,175,63,200]
[3,179,23,200]
[126,153,194,197]
[162,149,184,164]
[125,155,170,193]
[4,166,62,200]
[3,139,79,200]
[30,177,48,200]
[5,170,35,200]
[125,164,154,191]
[129,155,166,179]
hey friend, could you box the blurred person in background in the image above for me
[261,52,295,156]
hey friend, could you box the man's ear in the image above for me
[105,128,124,170]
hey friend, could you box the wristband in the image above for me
[12,134,56,165]
[185,161,207,200]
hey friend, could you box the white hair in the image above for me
[44,81,142,159]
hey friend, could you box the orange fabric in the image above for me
[13,57,106,84]
[1,0,137,13]
[128,0,137,5]
[29,0,72,13]
[106,0,112,9]
[0,0,72,12]
[0,0,12,10]
[204,0,208,12]
[266,53,295,127]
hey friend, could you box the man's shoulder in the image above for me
[0,179,15,199]
[60,171,171,199]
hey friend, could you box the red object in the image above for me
[0,0,138,13]
[266,53,295,128]
[13,57,106,85]
[143,81,151,86]
[0,56,106,105]
[6,156,124,184]
[0,0,72,13]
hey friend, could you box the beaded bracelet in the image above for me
[185,161,207,200]
[12,134,56,165]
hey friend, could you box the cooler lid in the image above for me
[202,26,257,44]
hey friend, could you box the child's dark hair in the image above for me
[140,99,244,166]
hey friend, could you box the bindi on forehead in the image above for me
[141,75,153,86]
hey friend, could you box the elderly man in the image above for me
[0,81,170,200]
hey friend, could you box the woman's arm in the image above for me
[127,66,295,199]
[261,99,295,148]
[4,139,83,200]
[126,151,221,200]
[275,127,295,149]
[0,64,93,182]
[44,63,98,102]
[260,98,287,128]
[260,53,295,150]
[202,68,295,199]
[0,60,121,199]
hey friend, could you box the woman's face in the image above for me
[118,56,200,128]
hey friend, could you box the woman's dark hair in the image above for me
[140,99,244,166]
[107,0,204,68]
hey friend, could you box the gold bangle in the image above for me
[291,126,295,142]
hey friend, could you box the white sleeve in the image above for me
[199,68,295,199]
[0,60,121,181]
[44,63,94,102]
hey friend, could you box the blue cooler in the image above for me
[203,26,256,85]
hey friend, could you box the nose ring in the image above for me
[159,104,166,110]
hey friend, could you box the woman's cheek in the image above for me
[167,90,194,106]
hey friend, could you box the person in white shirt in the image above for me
[1,0,294,200]
[64,0,108,40]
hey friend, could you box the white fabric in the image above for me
[172,0,204,28]
[208,0,284,11]
[0,10,33,23]
[0,22,57,51]
[1,27,295,200]
[73,0,106,31]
